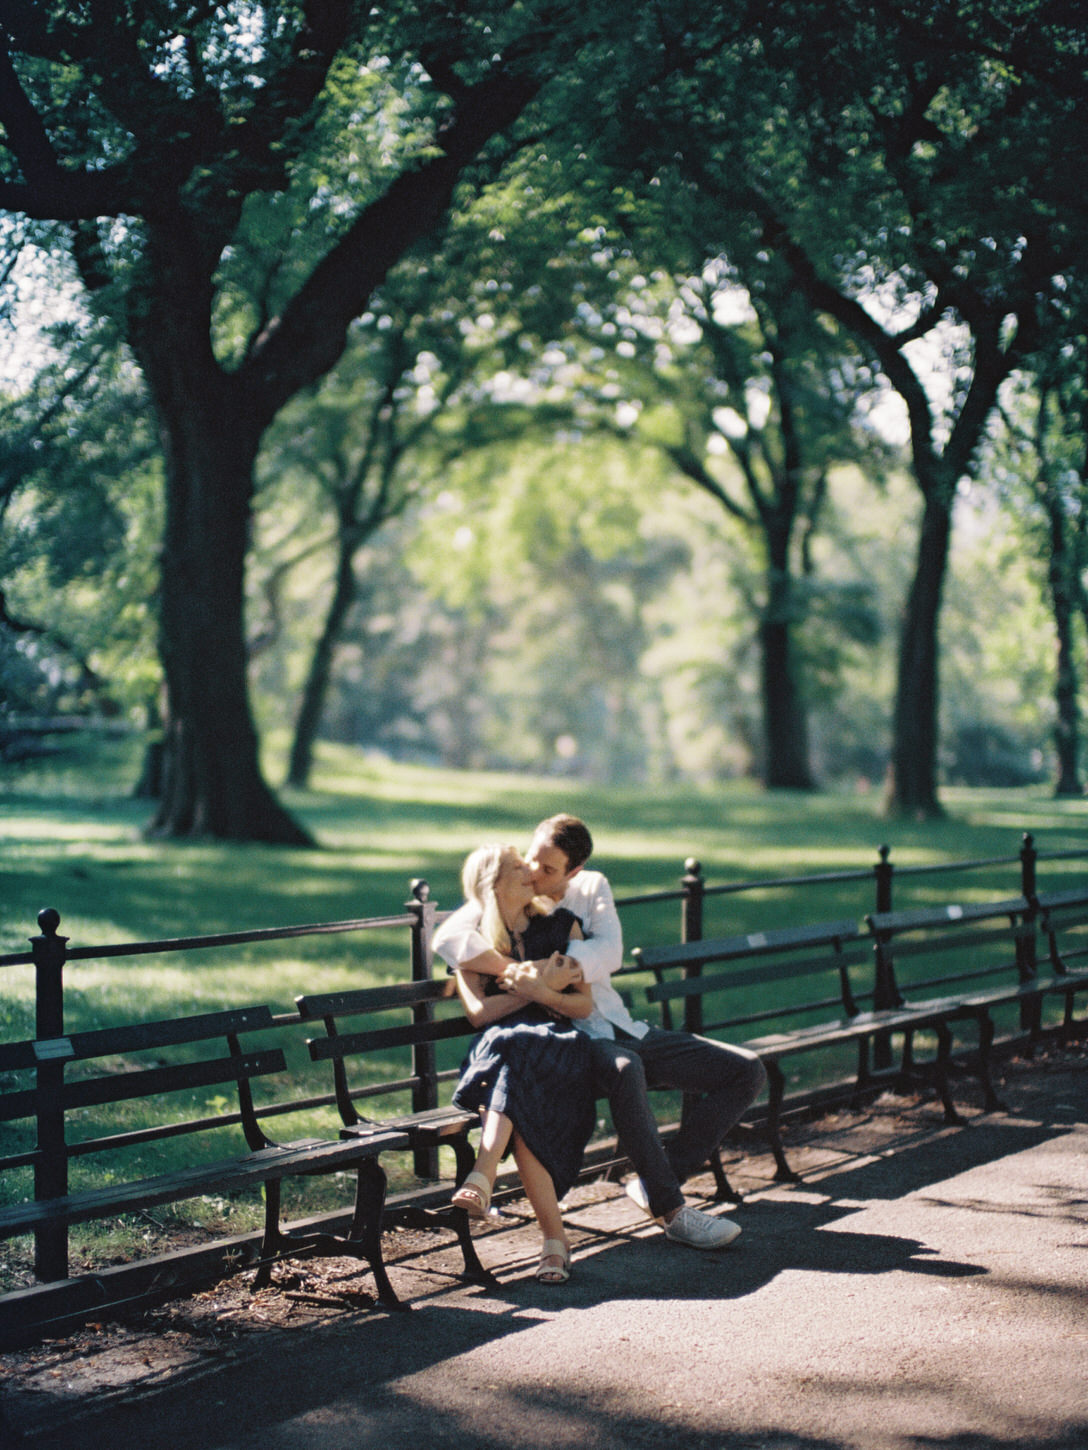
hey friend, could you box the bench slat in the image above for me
[297,980,456,1020]
[647,944,871,1003]
[634,919,861,972]
[867,897,1030,935]
[0,1130,409,1238]
[0,1007,276,1076]
[0,1049,286,1124]
[308,1015,475,1060]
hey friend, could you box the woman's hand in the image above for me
[498,952,582,997]
[497,953,593,1019]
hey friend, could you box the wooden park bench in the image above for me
[0,1005,411,1308]
[631,917,998,1186]
[866,892,1088,1103]
[865,894,1046,1112]
[296,978,492,1284]
[1033,887,1088,1039]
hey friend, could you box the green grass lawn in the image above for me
[1,734,1085,1287]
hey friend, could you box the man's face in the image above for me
[526,837,576,901]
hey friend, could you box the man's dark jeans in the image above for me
[589,1027,767,1219]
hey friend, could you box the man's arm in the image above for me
[452,969,529,1028]
[496,957,594,1019]
[562,873,623,983]
[432,900,512,977]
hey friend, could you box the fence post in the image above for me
[874,844,893,914]
[406,880,439,1179]
[680,860,705,1036]
[31,907,69,1281]
[1019,832,1037,903]
[1019,833,1039,1029]
[681,859,704,943]
[872,847,894,1071]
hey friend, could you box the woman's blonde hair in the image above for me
[461,843,548,956]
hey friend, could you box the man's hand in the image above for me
[497,952,583,998]
[542,952,584,991]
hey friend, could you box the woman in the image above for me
[448,843,596,1284]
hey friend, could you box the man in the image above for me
[432,814,766,1250]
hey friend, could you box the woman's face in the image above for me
[493,851,534,918]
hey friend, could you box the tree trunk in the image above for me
[884,489,951,819]
[1044,484,1082,797]
[146,375,312,844]
[286,534,359,790]
[760,562,816,790]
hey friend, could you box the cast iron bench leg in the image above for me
[932,1020,964,1125]
[253,1176,286,1290]
[852,1036,872,1107]
[973,1008,1006,1112]
[707,1146,738,1202]
[347,1157,404,1311]
[763,1059,797,1182]
[896,1029,916,1095]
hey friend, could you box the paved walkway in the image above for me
[4,1045,1087,1449]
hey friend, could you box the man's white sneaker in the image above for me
[662,1205,742,1250]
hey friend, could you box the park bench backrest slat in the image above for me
[864,920,1033,963]
[308,1015,475,1061]
[1036,890,1088,975]
[297,978,474,1139]
[0,1049,286,1123]
[0,1005,276,1075]
[645,941,871,1004]
[634,919,861,973]
[296,979,455,1020]
[1033,888,1088,914]
[867,897,1030,937]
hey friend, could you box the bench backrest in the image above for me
[0,1006,284,1177]
[865,896,1035,1005]
[296,978,472,1127]
[1035,889,1088,975]
[633,919,867,1037]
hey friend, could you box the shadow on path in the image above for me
[8,1093,1083,1448]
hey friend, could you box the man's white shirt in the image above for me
[431,869,648,1041]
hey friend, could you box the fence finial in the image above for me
[36,907,61,936]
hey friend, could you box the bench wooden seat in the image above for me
[0,1006,409,1306]
[296,979,491,1283]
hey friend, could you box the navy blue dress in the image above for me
[451,908,595,1198]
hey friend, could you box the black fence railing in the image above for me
[1,831,1081,1282]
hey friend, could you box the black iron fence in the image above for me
[1,830,1082,1281]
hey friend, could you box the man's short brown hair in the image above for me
[533,814,593,872]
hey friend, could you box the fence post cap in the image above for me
[36,907,62,936]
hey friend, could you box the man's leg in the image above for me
[588,1036,685,1220]
[634,1028,767,1184]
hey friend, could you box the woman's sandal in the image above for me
[535,1238,571,1284]
[451,1170,492,1219]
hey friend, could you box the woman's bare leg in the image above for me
[453,1110,514,1214]
[474,1109,514,1183]
[512,1135,569,1277]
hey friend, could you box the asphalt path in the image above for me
[5,1047,1087,1450]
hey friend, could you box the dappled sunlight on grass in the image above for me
[3,743,1085,984]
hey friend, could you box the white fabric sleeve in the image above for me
[431,901,489,970]
[563,874,623,983]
